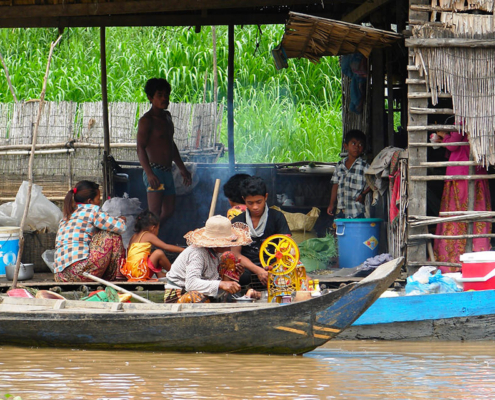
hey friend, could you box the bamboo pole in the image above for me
[409,233,495,240]
[440,211,495,216]
[409,212,495,227]
[209,179,221,218]
[11,34,63,290]
[0,51,18,103]
[410,175,495,181]
[408,261,462,267]
[409,141,469,147]
[0,149,74,156]
[82,272,153,304]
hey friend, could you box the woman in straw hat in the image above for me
[164,215,252,303]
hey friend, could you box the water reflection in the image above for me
[0,341,495,399]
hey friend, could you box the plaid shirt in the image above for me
[54,204,126,273]
[331,157,369,218]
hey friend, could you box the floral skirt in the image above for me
[55,231,125,283]
[163,289,210,304]
[434,180,492,271]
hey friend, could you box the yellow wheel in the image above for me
[259,234,299,276]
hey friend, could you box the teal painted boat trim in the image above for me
[352,290,495,326]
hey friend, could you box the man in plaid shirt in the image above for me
[327,130,370,219]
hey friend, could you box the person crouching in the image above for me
[164,215,252,303]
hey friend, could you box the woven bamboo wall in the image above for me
[0,101,222,200]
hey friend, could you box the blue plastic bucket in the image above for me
[0,227,20,276]
[334,218,382,268]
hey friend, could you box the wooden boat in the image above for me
[0,258,402,354]
[338,289,495,341]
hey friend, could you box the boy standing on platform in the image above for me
[327,129,370,219]
[137,78,192,226]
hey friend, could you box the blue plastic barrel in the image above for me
[0,226,20,276]
[334,218,382,268]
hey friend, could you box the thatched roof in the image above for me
[281,12,402,62]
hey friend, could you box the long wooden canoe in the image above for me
[338,289,495,341]
[0,257,402,354]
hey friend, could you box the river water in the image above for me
[1,341,495,399]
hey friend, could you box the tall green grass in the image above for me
[0,26,342,162]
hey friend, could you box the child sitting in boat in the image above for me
[231,176,291,287]
[223,173,250,220]
[121,210,184,281]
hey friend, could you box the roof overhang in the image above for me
[280,12,402,62]
[0,0,368,28]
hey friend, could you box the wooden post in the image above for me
[386,47,394,146]
[227,24,235,175]
[100,26,111,201]
[371,48,385,157]
[465,159,475,253]
[11,35,63,289]
[406,0,429,275]
[212,26,219,145]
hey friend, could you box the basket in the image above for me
[21,232,56,272]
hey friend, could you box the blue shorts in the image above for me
[143,168,176,196]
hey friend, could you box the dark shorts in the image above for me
[143,167,176,196]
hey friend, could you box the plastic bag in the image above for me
[101,194,142,248]
[0,202,17,226]
[406,269,461,296]
[271,206,320,232]
[173,162,199,196]
[10,181,63,232]
[41,249,55,273]
[298,235,337,272]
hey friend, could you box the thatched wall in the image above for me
[0,101,223,200]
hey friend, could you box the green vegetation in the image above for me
[0,26,342,162]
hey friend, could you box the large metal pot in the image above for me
[5,263,34,281]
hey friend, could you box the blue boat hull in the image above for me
[338,290,495,341]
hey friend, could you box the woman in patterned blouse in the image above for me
[53,180,127,282]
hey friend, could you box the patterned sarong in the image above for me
[163,289,210,304]
[55,230,125,282]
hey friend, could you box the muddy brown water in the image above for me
[1,341,495,399]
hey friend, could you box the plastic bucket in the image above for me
[0,226,21,276]
[334,218,382,268]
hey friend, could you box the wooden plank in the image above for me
[406,79,427,84]
[408,92,451,99]
[0,0,320,18]
[408,124,457,131]
[406,38,495,48]
[342,0,392,23]
[0,10,334,28]
[410,107,453,115]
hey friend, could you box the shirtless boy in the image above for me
[137,78,192,225]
